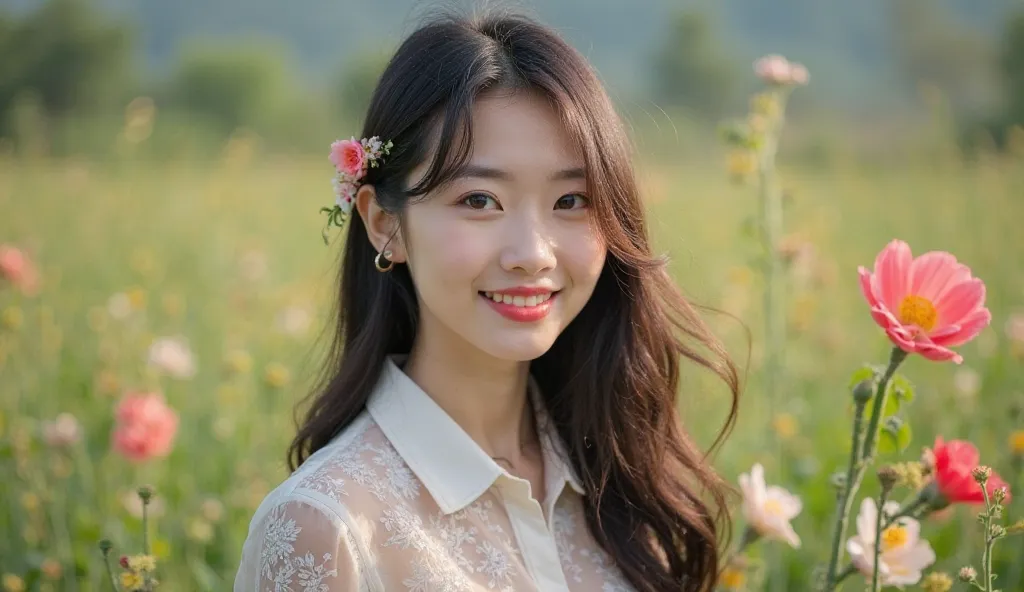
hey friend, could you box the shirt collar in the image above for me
[367,355,584,514]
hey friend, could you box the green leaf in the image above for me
[888,374,915,405]
[878,416,904,455]
[848,365,878,392]
[883,392,901,417]
[896,421,913,452]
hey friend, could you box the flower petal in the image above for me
[931,308,992,348]
[910,252,971,301]
[876,240,913,313]
[915,341,962,364]
[935,278,986,328]
[859,267,881,309]
[856,497,878,544]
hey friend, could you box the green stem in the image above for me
[825,348,908,591]
[981,485,994,592]
[859,348,908,464]
[102,550,121,591]
[142,496,150,556]
[870,490,889,592]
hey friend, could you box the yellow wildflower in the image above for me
[152,538,171,558]
[2,574,25,592]
[119,571,144,591]
[223,349,253,375]
[920,572,953,592]
[264,363,291,388]
[771,413,798,441]
[726,150,758,180]
[1009,430,1024,456]
[20,492,39,512]
[127,555,157,573]
[127,287,147,311]
[1,306,23,330]
[719,566,746,590]
[187,518,214,543]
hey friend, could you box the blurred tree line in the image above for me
[0,0,1022,158]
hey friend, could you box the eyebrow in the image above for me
[452,164,586,182]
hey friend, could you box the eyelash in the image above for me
[457,193,590,211]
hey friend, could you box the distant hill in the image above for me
[5,0,1019,107]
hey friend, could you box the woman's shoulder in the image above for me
[249,410,422,538]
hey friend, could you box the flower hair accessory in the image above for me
[321,135,393,245]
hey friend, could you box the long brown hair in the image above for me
[289,8,741,592]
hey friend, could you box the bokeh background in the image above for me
[1,0,1023,590]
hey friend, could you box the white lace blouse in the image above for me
[233,356,636,592]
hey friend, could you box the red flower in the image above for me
[932,437,1011,505]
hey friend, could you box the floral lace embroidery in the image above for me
[258,505,340,592]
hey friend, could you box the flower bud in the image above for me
[957,566,977,582]
[971,466,991,484]
[98,539,113,555]
[137,486,153,504]
[852,380,874,404]
[989,524,1006,538]
[119,555,130,569]
[877,466,900,493]
[993,487,1008,504]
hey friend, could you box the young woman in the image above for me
[234,9,740,592]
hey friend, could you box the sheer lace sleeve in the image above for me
[234,493,368,592]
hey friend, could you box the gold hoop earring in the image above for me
[374,250,394,272]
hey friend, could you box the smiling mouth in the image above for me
[479,291,557,307]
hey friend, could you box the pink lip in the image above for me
[480,291,558,322]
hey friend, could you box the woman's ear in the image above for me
[355,184,407,263]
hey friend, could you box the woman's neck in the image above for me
[402,337,536,460]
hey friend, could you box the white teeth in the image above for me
[481,291,555,307]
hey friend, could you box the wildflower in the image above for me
[200,498,225,523]
[1,306,22,330]
[111,391,179,462]
[40,558,62,580]
[927,437,1011,506]
[42,412,82,448]
[738,463,802,547]
[264,363,291,388]
[920,572,953,592]
[754,54,809,86]
[957,566,977,583]
[122,489,165,519]
[119,570,144,591]
[1,574,24,592]
[719,565,746,590]
[0,244,39,295]
[952,368,981,401]
[20,492,39,512]
[276,305,312,336]
[187,517,214,543]
[126,555,156,573]
[223,350,253,375]
[726,149,758,181]
[107,292,133,320]
[846,498,935,586]
[147,336,196,379]
[858,240,991,364]
[771,413,798,440]
[1009,430,1024,456]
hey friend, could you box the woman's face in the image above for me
[399,90,607,362]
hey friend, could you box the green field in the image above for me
[1,126,1023,590]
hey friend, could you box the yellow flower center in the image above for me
[720,567,746,590]
[898,295,937,332]
[881,525,909,551]
[764,498,786,517]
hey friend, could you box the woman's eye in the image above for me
[555,194,589,210]
[460,193,500,210]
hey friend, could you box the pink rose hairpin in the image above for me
[321,135,393,244]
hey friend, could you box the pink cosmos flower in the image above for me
[112,391,179,462]
[0,244,40,295]
[859,240,991,364]
[330,138,366,179]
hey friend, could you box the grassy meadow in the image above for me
[1,114,1024,591]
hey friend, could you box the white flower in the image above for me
[738,463,802,547]
[147,336,197,379]
[846,498,935,588]
[107,292,132,320]
[42,413,82,448]
[276,305,312,336]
